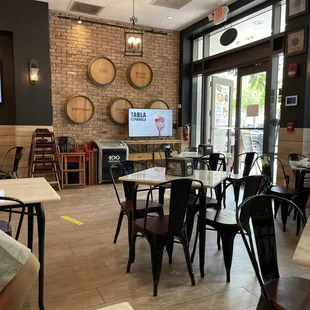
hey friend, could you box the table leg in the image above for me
[34,203,46,310]
[27,205,34,251]
[199,189,206,278]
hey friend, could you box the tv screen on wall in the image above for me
[128,108,173,138]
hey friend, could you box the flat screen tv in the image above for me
[128,108,173,138]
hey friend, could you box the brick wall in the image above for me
[49,12,180,143]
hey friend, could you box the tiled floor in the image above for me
[13,184,310,310]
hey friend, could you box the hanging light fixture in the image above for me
[124,0,143,57]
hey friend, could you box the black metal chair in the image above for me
[127,178,203,296]
[190,175,268,282]
[110,160,164,245]
[0,196,26,240]
[201,152,227,171]
[253,154,304,233]
[0,146,25,178]
[229,152,257,177]
[236,195,310,310]
[158,145,180,166]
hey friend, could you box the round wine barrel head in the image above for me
[147,100,169,109]
[220,28,238,46]
[127,62,153,89]
[108,98,134,125]
[88,56,116,86]
[65,95,95,124]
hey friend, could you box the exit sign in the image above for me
[209,6,229,25]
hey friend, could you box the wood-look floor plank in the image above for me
[14,185,309,310]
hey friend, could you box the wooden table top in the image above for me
[119,167,241,189]
[0,177,61,205]
[96,302,133,310]
[292,217,310,267]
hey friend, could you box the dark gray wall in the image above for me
[0,0,52,125]
[0,32,15,124]
[281,10,310,128]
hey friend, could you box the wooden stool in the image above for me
[60,153,86,188]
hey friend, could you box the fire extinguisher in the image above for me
[183,124,190,141]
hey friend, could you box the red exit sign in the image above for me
[210,6,229,25]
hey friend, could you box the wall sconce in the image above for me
[29,59,39,85]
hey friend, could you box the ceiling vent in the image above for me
[149,0,192,10]
[67,1,104,16]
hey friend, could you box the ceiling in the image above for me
[37,0,235,31]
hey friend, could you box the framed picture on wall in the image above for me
[288,0,308,19]
[286,27,307,56]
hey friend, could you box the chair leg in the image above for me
[274,200,280,219]
[190,219,199,263]
[127,212,133,249]
[280,203,289,232]
[218,227,238,283]
[150,240,164,297]
[166,238,174,264]
[113,210,124,243]
[127,232,138,273]
[217,232,221,251]
[181,236,195,286]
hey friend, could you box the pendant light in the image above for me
[124,0,143,57]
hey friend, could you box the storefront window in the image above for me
[191,75,202,146]
[193,37,203,61]
[280,3,286,32]
[208,7,273,57]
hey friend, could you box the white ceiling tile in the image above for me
[38,0,235,30]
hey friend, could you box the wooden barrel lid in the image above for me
[108,98,133,125]
[88,56,116,86]
[147,100,169,109]
[65,95,95,124]
[127,62,153,89]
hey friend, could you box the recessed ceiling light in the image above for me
[167,16,173,19]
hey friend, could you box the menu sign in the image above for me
[214,84,230,127]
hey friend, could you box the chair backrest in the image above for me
[1,147,25,175]
[192,158,210,171]
[221,175,268,209]
[0,196,26,240]
[110,160,148,205]
[254,154,288,186]
[287,153,306,162]
[236,195,306,301]
[142,179,203,236]
[231,152,257,177]
[201,153,226,171]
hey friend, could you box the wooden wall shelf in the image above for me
[125,139,182,145]
[125,139,182,163]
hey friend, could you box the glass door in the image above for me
[234,62,268,173]
[208,73,237,154]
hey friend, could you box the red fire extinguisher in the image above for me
[183,124,190,141]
